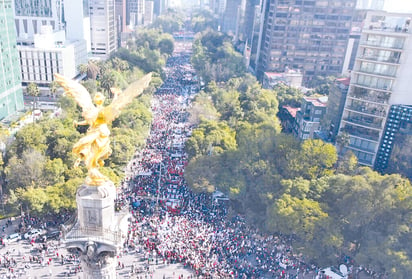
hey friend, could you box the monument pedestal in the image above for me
[63,181,129,279]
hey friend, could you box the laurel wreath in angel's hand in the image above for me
[54,72,152,185]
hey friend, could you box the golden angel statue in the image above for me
[54,73,152,186]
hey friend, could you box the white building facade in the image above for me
[338,11,412,166]
[89,0,117,59]
[18,27,88,86]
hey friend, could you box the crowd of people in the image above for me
[115,50,332,279]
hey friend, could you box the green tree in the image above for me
[187,92,220,125]
[267,193,328,240]
[99,69,116,97]
[26,82,40,97]
[190,10,218,33]
[185,120,237,159]
[192,30,245,83]
[291,139,337,179]
[17,186,48,215]
[151,14,183,34]
[111,57,130,72]
[77,63,89,75]
[86,60,100,80]
[273,83,303,107]
[7,124,47,158]
[49,80,60,98]
[158,35,175,56]
[43,158,66,185]
[45,178,80,212]
[4,149,46,191]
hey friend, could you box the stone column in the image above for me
[65,181,127,279]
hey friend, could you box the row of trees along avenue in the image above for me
[185,29,412,278]
[0,27,168,218]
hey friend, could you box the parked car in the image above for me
[45,230,60,240]
[320,266,348,279]
[24,229,42,239]
[6,233,21,243]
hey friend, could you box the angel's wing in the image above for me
[54,73,98,121]
[103,73,152,123]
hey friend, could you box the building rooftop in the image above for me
[336,77,351,86]
[304,96,328,107]
[282,105,300,118]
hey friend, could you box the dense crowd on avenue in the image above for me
[0,45,382,279]
[115,52,340,279]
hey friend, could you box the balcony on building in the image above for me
[359,38,405,50]
[348,85,391,104]
[345,101,387,118]
[357,52,401,64]
[356,63,398,78]
[342,113,383,130]
[340,123,380,142]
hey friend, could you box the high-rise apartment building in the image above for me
[322,77,350,142]
[338,11,412,167]
[153,0,169,16]
[241,0,262,45]
[144,0,154,26]
[89,0,117,58]
[255,0,356,84]
[115,0,127,33]
[221,0,245,37]
[0,0,25,120]
[127,0,145,26]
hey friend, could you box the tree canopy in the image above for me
[185,51,412,277]
[191,30,246,83]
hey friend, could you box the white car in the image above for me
[24,229,42,239]
[6,233,21,243]
[320,266,348,279]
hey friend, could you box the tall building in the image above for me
[221,0,244,37]
[127,0,145,27]
[370,0,384,10]
[13,0,88,88]
[338,11,412,167]
[341,9,367,75]
[153,0,169,16]
[144,0,154,26]
[247,0,265,71]
[13,0,64,42]
[64,0,91,52]
[356,0,384,10]
[242,0,262,44]
[322,77,350,142]
[255,0,356,84]
[89,0,117,58]
[115,0,127,33]
[0,0,25,120]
